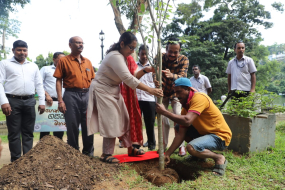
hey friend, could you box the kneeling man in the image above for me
[156,78,232,176]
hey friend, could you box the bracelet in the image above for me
[58,101,64,104]
[143,69,148,73]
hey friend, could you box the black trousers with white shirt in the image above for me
[6,97,36,162]
[138,101,156,147]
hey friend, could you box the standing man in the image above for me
[0,40,45,162]
[136,45,156,150]
[39,52,65,140]
[155,37,189,156]
[226,42,257,98]
[156,78,232,176]
[54,36,94,156]
[190,65,212,95]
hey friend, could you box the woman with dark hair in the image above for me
[87,32,163,163]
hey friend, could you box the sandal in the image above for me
[128,148,145,157]
[100,154,120,164]
[212,159,228,176]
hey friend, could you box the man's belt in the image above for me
[65,88,89,93]
[6,94,34,100]
[46,97,58,101]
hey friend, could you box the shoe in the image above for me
[178,146,186,157]
[143,141,148,147]
[148,145,156,151]
[119,140,124,148]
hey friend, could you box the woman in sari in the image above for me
[87,32,163,163]
[119,55,154,153]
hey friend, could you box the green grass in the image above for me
[0,133,42,143]
[0,110,5,121]
[122,121,285,189]
[1,119,284,189]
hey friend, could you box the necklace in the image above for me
[194,76,203,84]
[235,58,245,68]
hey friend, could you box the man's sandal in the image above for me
[100,154,120,164]
[128,148,145,157]
[212,159,228,176]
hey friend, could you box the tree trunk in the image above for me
[110,0,148,62]
[130,0,148,35]
[224,46,229,60]
[157,36,164,171]
[2,29,6,59]
[110,0,126,35]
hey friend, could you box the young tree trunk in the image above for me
[157,36,164,170]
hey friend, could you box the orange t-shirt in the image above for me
[181,92,232,146]
[53,55,95,88]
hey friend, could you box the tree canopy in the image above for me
[0,0,30,17]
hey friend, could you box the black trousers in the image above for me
[40,131,64,140]
[63,90,94,156]
[6,97,36,162]
[231,91,250,99]
[138,101,156,147]
[40,97,64,140]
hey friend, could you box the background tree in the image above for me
[109,0,149,60]
[0,0,30,17]
[163,0,284,100]
[0,0,29,60]
[35,51,70,69]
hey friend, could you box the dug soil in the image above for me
[130,158,215,186]
[0,136,121,189]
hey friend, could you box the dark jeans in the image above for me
[6,97,36,162]
[63,90,94,156]
[40,97,64,140]
[138,101,156,147]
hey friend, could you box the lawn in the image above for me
[0,110,5,121]
[123,121,285,189]
[0,118,284,189]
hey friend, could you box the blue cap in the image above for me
[174,78,192,87]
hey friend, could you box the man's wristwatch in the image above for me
[143,69,148,73]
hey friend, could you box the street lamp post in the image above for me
[99,30,105,61]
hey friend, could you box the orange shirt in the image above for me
[181,92,232,146]
[53,55,95,89]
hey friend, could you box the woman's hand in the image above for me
[149,88,163,97]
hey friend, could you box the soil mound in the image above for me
[0,135,120,189]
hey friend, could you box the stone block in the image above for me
[223,114,276,154]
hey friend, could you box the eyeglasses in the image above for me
[72,42,84,45]
[127,45,135,50]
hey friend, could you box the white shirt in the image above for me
[190,74,211,94]
[136,61,155,102]
[40,65,64,98]
[226,55,257,91]
[0,57,45,105]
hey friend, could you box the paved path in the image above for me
[0,127,176,167]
